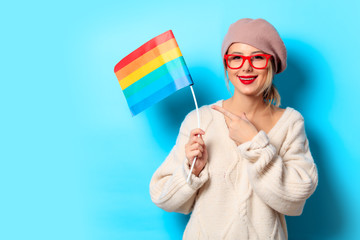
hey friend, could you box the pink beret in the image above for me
[221,18,287,74]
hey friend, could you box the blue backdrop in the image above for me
[1,0,359,239]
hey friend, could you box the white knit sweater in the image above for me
[149,99,318,240]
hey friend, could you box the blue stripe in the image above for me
[129,74,192,116]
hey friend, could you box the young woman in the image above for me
[150,18,318,240]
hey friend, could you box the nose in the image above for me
[241,59,253,72]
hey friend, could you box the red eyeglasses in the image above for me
[224,54,272,69]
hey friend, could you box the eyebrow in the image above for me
[230,51,264,54]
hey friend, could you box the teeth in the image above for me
[239,77,256,80]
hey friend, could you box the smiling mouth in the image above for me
[238,76,257,84]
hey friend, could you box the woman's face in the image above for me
[225,42,269,97]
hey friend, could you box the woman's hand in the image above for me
[211,105,259,145]
[185,128,208,177]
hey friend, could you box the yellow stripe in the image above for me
[115,38,179,78]
[118,47,182,90]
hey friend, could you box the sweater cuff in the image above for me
[237,130,270,162]
[182,157,209,190]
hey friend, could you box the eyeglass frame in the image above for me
[224,54,272,70]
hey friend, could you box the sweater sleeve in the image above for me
[237,118,318,216]
[149,111,210,214]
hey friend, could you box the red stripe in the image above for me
[114,30,175,73]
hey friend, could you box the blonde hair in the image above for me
[223,58,281,108]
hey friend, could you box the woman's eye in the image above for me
[232,56,242,60]
[253,55,265,60]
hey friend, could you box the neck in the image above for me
[225,92,268,120]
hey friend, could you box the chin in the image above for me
[235,86,260,96]
[231,79,263,95]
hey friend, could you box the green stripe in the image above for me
[123,57,187,98]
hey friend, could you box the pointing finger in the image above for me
[241,112,248,121]
[242,112,253,123]
[211,105,239,120]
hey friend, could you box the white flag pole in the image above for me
[186,85,201,183]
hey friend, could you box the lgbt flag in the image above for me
[114,30,194,116]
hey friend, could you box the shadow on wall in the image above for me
[277,39,344,239]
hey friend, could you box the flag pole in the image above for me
[186,85,200,183]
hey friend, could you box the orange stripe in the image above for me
[116,47,182,89]
[115,38,178,79]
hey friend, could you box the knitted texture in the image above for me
[149,99,318,240]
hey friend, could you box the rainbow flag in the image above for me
[114,30,194,116]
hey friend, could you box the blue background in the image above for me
[1,0,359,239]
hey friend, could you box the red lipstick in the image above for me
[238,75,257,85]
